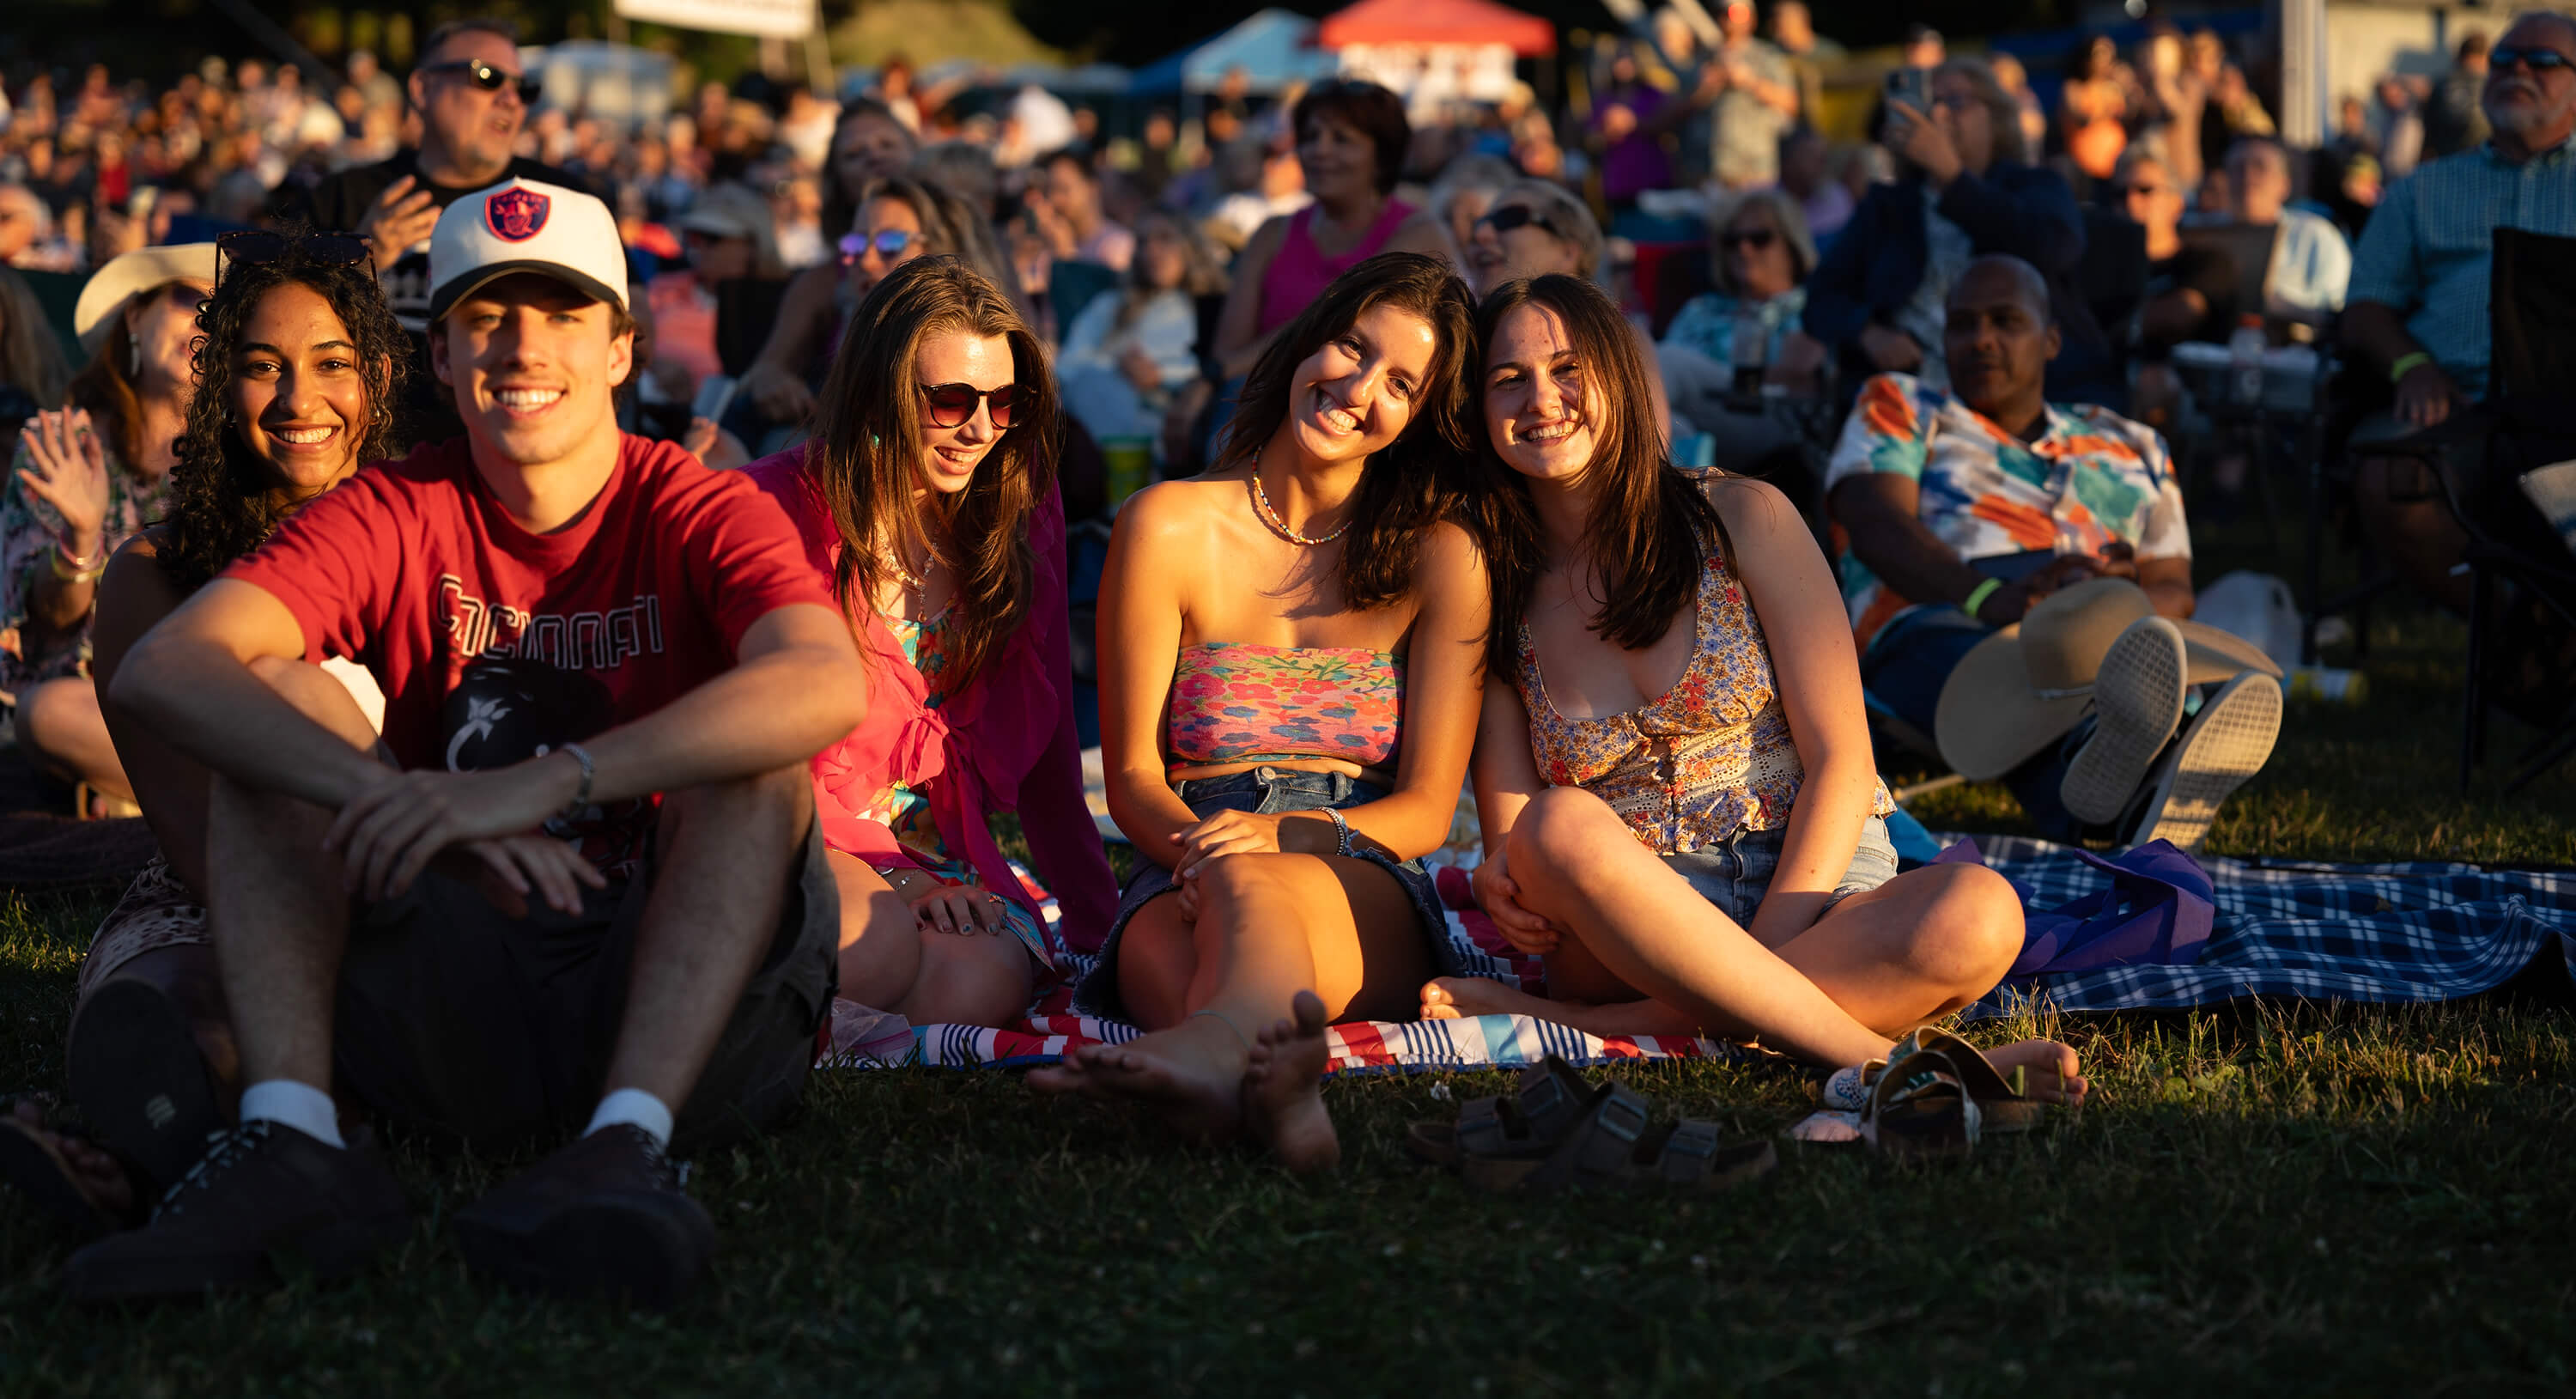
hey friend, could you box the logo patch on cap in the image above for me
[486,187,550,242]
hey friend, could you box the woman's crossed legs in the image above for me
[1420,788,2085,1101]
[1028,851,1430,1172]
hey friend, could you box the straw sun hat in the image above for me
[1934,577,2280,780]
[73,243,220,356]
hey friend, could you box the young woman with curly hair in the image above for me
[744,254,1116,1028]
[0,233,404,1233]
[1030,252,1485,1173]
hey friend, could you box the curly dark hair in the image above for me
[155,241,407,591]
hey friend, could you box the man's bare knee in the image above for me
[247,656,378,751]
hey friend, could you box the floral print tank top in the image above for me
[1166,642,1404,769]
[864,609,960,863]
[1516,543,1895,854]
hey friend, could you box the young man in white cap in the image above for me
[76,178,866,1306]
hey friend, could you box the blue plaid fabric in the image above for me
[1962,835,2576,1019]
[2347,137,2576,395]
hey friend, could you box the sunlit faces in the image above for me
[833,113,914,193]
[1481,303,1599,484]
[432,272,633,470]
[1465,201,1580,299]
[1940,269,2058,413]
[416,27,525,176]
[127,278,214,392]
[1296,114,1377,204]
[847,194,926,301]
[1285,303,1438,465]
[912,329,1016,495]
[228,281,369,495]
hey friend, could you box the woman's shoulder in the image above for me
[1695,471,1801,547]
[111,525,170,563]
[1115,474,1236,538]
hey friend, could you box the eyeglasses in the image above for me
[1718,228,1777,250]
[216,228,372,282]
[838,228,916,264]
[2489,46,2575,74]
[2117,182,2172,198]
[422,59,542,107]
[919,381,1021,429]
[1476,204,1558,238]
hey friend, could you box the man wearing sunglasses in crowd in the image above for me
[77,179,865,1306]
[2344,11,2576,632]
[270,18,588,443]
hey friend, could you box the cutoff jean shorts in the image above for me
[1661,815,1902,928]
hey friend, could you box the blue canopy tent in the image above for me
[1132,8,1340,96]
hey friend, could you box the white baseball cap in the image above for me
[427,177,629,325]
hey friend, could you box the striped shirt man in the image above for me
[2348,136,2576,395]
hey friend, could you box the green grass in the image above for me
[0,548,2569,1393]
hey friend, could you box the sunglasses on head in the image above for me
[919,381,1020,429]
[2490,45,2575,73]
[1477,204,1554,237]
[838,228,916,264]
[216,228,372,281]
[423,58,542,106]
[1718,227,1777,250]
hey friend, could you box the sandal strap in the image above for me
[1558,1082,1656,1182]
[1454,1056,1595,1160]
[1452,1096,1511,1158]
[1655,1118,1724,1184]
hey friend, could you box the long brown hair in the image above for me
[805,255,1057,691]
[1215,251,1477,610]
[1462,274,1725,677]
[66,289,173,467]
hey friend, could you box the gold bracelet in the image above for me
[49,543,106,585]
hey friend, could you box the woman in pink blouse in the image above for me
[745,255,1115,1030]
[1427,274,2087,1102]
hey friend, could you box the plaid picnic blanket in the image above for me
[823,839,2576,1074]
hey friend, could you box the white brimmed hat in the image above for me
[427,177,629,325]
[74,243,220,355]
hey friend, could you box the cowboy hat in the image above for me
[73,243,220,356]
[1935,577,2280,780]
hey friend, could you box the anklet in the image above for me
[1191,1008,1252,1051]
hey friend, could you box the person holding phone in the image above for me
[1826,254,2279,850]
[1803,59,2118,408]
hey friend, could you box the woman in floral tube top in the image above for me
[1030,252,1486,1173]
[1426,274,2087,1107]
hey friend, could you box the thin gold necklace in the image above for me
[1248,465,1351,546]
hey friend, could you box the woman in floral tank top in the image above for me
[1431,274,2087,1104]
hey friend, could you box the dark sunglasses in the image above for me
[216,228,372,281]
[1718,228,1777,250]
[838,228,916,264]
[2117,181,2172,198]
[1477,204,1556,238]
[919,381,1020,429]
[2490,46,2575,73]
[422,59,543,106]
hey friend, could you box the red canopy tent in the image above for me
[1315,0,1558,58]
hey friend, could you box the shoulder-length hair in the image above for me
[1216,250,1476,611]
[1463,274,1725,677]
[1119,209,1227,330]
[66,287,175,470]
[820,98,919,251]
[854,174,1018,309]
[1938,58,2031,167]
[155,244,407,591]
[0,265,70,410]
[1293,80,1411,197]
[806,254,1057,693]
[1706,186,1818,293]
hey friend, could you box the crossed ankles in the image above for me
[1032,990,1342,1173]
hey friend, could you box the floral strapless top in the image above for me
[1167,642,1404,769]
[1518,544,1894,854]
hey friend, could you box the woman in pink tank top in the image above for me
[1211,81,1447,384]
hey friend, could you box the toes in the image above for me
[1420,980,1450,1007]
[1290,988,1328,1037]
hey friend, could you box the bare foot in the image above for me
[1240,990,1338,1174]
[1419,976,1555,1021]
[4,1098,135,1220]
[1026,1014,1249,1146]
[1984,1038,2089,1107]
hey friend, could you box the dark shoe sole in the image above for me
[68,979,224,1191]
[64,1207,409,1305]
[453,1191,714,1310]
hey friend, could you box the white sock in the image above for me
[237,1079,345,1149]
[583,1087,674,1149]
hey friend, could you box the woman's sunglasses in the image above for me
[919,381,1020,429]
[216,228,372,280]
[1718,228,1777,251]
[838,228,916,265]
[1476,204,1556,238]
[422,59,543,106]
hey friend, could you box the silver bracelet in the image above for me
[555,742,595,822]
[1319,806,1357,859]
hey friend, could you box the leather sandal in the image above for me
[1470,1080,1776,1195]
[1405,1055,1593,1170]
[1859,1041,1980,1161]
[0,1095,146,1238]
[1893,1029,2051,1134]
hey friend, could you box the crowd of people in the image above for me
[0,0,2572,1312]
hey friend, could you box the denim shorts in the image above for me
[1661,816,1901,928]
[1069,767,1460,1022]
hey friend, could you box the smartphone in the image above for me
[1885,66,1933,113]
[1971,550,2058,583]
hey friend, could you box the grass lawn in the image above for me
[0,557,2568,1393]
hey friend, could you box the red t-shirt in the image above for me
[226,435,833,868]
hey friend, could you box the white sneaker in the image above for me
[2059,616,2188,827]
[2123,670,2284,854]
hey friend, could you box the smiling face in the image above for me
[1297,113,1379,206]
[1481,303,1599,487]
[1466,199,1581,298]
[1719,203,1796,300]
[1283,301,1437,466]
[847,193,925,301]
[432,272,631,470]
[125,278,213,397]
[911,328,1015,496]
[413,27,525,179]
[228,280,368,497]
